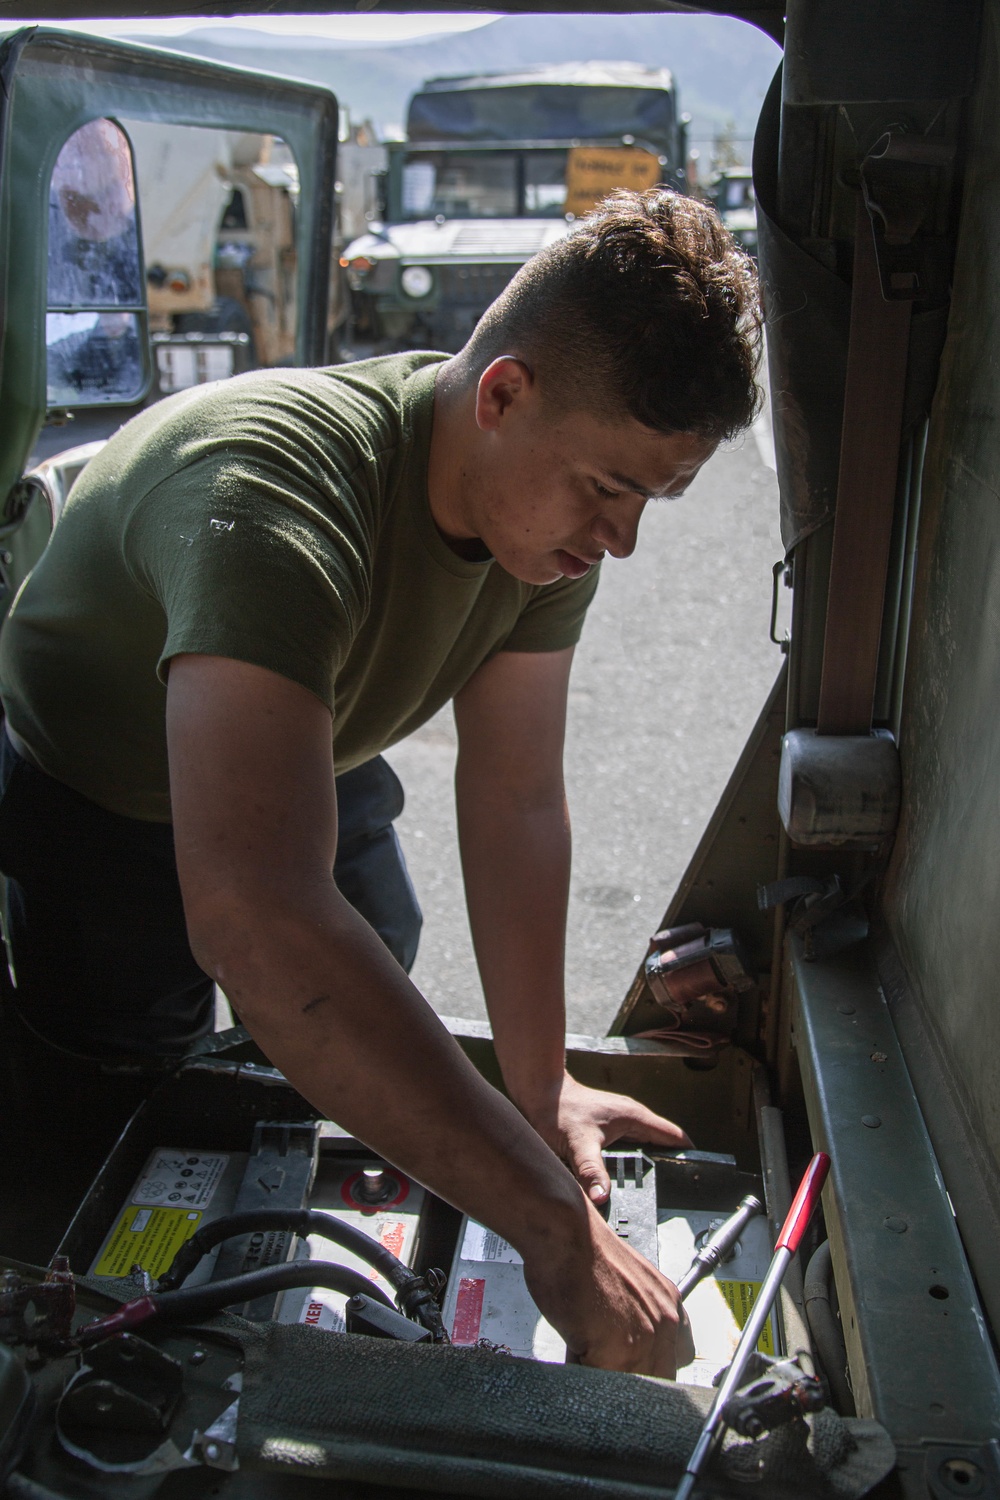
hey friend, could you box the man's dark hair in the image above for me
[465,187,762,441]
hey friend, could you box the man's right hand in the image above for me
[521,1201,694,1377]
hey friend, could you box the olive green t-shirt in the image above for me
[0,352,599,822]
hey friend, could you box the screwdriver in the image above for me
[674,1152,831,1500]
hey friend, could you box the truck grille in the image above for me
[436,261,521,306]
[451,223,550,255]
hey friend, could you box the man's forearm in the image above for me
[456,768,572,1113]
[190,877,585,1259]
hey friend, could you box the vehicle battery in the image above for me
[88,1146,248,1286]
[277,1147,425,1333]
[658,1207,780,1387]
[441,1150,658,1360]
[87,1126,424,1330]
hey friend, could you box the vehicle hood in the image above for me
[344,218,570,263]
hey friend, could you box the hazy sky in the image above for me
[32,12,501,42]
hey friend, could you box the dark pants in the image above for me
[0,731,421,1059]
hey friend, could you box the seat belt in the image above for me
[815,196,912,737]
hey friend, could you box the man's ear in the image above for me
[475,356,535,433]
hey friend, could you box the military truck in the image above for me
[708,164,757,255]
[1,3,1000,1497]
[341,61,688,351]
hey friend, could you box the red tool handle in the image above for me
[775,1152,831,1254]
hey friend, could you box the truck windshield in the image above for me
[402,150,569,219]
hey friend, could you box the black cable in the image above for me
[152,1260,395,1322]
[158,1208,448,1340]
[161,1209,409,1294]
[73,1260,400,1349]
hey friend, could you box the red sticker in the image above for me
[367,1221,408,1283]
[451,1277,486,1345]
[379,1221,407,1258]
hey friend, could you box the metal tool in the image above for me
[675,1194,764,1301]
[722,1353,826,1437]
[674,1152,831,1500]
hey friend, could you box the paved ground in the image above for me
[385,408,785,1036]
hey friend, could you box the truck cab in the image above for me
[342,61,688,351]
[709,164,757,256]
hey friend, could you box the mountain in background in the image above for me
[120,13,780,161]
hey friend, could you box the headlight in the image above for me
[400,265,434,299]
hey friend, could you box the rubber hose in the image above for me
[159,1209,413,1296]
[153,1259,395,1322]
[803,1240,854,1415]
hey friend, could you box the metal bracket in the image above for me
[860,128,956,301]
[769,558,791,652]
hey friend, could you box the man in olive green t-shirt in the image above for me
[0,188,760,1376]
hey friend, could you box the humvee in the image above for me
[341,61,687,352]
[708,164,756,256]
[0,2,998,1497]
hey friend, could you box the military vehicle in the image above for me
[1,2,999,1497]
[341,61,688,351]
[708,164,757,255]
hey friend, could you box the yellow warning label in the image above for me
[717,1280,776,1356]
[94,1205,202,1280]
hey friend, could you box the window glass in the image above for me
[403,152,518,219]
[46,311,144,405]
[48,119,141,307]
[47,119,146,405]
[523,151,568,215]
[402,161,436,217]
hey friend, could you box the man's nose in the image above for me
[592,502,643,559]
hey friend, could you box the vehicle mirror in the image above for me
[45,118,149,408]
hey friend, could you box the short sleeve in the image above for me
[500,565,601,654]
[124,452,372,713]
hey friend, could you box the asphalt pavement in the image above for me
[384,410,785,1036]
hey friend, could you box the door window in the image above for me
[46,119,146,407]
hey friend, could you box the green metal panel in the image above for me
[0,27,339,512]
[789,935,1000,1446]
[881,0,1000,1203]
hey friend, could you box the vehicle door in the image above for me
[0,26,339,606]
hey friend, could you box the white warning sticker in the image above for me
[460,1221,523,1265]
[298,1294,347,1334]
[132,1150,228,1210]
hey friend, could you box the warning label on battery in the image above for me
[451,1277,486,1344]
[131,1150,228,1209]
[717,1280,776,1355]
[94,1206,202,1280]
[460,1221,523,1265]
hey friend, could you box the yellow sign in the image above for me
[565,147,661,217]
[718,1280,776,1356]
[95,1205,202,1280]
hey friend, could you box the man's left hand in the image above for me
[523,1073,692,1204]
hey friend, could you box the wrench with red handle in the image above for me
[674,1151,832,1500]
